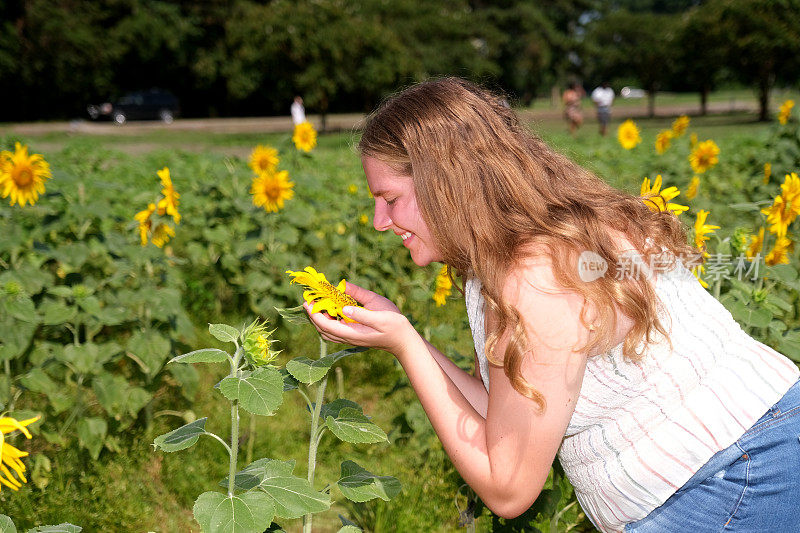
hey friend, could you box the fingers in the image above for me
[343,282,376,305]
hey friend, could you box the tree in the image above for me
[711,0,800,121]
[583,10,679,117]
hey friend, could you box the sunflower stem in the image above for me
[228,346,243,497]
[303,339,328,533]
[3,359,12,411]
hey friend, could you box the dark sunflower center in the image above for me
[14,167,33,187]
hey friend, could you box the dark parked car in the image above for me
[87,89,179,125]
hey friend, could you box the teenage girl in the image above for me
[303,78,800,532]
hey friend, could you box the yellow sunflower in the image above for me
[617,119,641,150]
[693,210,719,257]
[286,266,360,322]
[0,143,52,207]
[249,145,280,175]
[671,115,690,137]
[747,227,765,260]
[689,140,720,174]
[687,175,700,200]
[251,170,294,213]
[764,163,772,185]
[640,175,689,216]
[292,121,318,152]
[766,236,793,265]
[762,172,800,237]
[348,184,358,195]
[432,265,452,307]
[151,223,175,248]
[779,100,795,125]
[0,415,40,491]
[655,130,673,155]
[691,264,708,288]
[359,214,369,225]
[134,203,156,246]
[156,167,180,224]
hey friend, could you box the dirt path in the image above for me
[2,101,757,137]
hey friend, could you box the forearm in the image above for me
[420,338,488,418]
[394,334,531,515]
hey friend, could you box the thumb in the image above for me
[341,305,377,326]
[343,281,374,305]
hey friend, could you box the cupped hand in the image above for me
[303,281,415,355]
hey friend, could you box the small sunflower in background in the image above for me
[617,119,641,150]
[251,170,295,213]
[432,265,452,307]
[689,140,720,174]
[293,121,318,152]
[640,175,688,216]
[249,145,280,175]
[671,115,690,137]
[0,143,52,207]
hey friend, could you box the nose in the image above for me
[373,201,392,231]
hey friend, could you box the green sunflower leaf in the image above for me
[219,367,284,416]
[169,348,230,364]
[193,491,275,533]
[325,407,387,444]
[222,458,330,519]
[25,524,82,533]
[285,356,335,384]
[336,460,402,503]
[209,323,240,344]
[153,418,208,452]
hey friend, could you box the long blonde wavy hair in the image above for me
[358,78,699,412]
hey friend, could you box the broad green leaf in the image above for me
[76,296,102,316]
[170,363,200,401]
[329,346,368,363]
[170,348,230,364]
[779,339,800,362]
[153,418,208,452]
[224,459,330,519]
[92,374,152,420]
[63,343,104,375]
[0,514,16,533]
[723,300,772,328]
[47,286,74,298]
[319,399,361,420]
[209,323,240,343]
[127,330,171,377]
[285,356,334,384]
[19,368,58,396]
[25,524,82,533]
[336,461,401,503]
[40,300,77,325]
[219,367,284,416]
[77,417,107,460]
[279,368,299,391]
[193,491,275,533]
[274,305,309,325]
[0,314,36,361]
[766,264,798,283]
[4,295,37,323]
[325,407,387,444]
[337,527,362,533]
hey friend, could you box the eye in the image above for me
[385,197,398,206]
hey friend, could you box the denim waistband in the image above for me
[672,378,800,496]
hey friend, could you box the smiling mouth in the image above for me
[400,231,412,241]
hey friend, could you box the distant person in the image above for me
[591,82,614,136]
[291,96,306,125]
[562,82,584,136]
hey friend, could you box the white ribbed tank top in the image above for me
[464,259,799,533]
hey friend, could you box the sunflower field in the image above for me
[2,105,800,532]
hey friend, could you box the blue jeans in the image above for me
[624,379,800,532]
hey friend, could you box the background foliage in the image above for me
[2,0,800,121]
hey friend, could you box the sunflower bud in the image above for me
[73,285,89,299]
[731,227,750,257]
[3,281,21,295]
[243,319,280,367]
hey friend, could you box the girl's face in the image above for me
[362,156,442,266]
